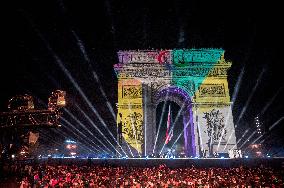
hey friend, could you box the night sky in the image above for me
[2,0,283,155]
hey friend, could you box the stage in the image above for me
[18,157,284,169]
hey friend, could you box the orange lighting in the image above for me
[66,144,77,149]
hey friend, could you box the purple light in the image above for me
[155,87,191,105]
[156,86,195,156]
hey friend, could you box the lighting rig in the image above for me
[0,90,66,159]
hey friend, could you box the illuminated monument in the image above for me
[114,49,236,157]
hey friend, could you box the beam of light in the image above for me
[24,14,115,138]
[269,116,284,131]
[29,23,118,153]
[43,127,96,154]
[127,103,140,156]
[178,26,185,47]
[272,147,284,157]
[103,0,117,48]
[159,102,186,154]
[196,117,204,153]
[37,130,66,147]
[142,14,148,48]
[61,118,108,154]
[58,129,100,154]
[259,138,265,144]
[223,129,236,152]
[219,117,236,151]
[60,1,116,122]
[251,134,263,145]
[53,131,95,154]
[240,117,284,150]
[173,1,186,48]
[231,129,250,150]
[159,101,186,156]
[61,119,106,154]
[144,92,148,157]
[116,99,138,157]
[71,30,116,122]
[260,87,283,115]
[170,119,191,150]
[71,30,123,154]
[31,78,103,152]
[115,103,134,157]
[239,130,257,149]
[62,131,103,154]
[59,0,116,110]
[63,108,114,154]
[212,66,245,152]
[269,139,284,156]
[124,136,134,158]
[217,107,233,152]
[104,0,115,32]
[126,100,140,157]
[75,105,125,156]
[21,14,114,156]
[74,107,123,157]
[235,69,265,127]
[57,0,67,13]
[231,66,245,105]
[71,30,90,62]
[256,116,284,144]
[59,120,106,154]
[231,23,255,107]
[152,92,170,155]
[39,28,123,155]
[28,96,99,153]
[49,130,96,153]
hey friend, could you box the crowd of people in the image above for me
[2,161,282,188]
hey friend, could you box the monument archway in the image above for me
[153,86,194,157]
[114,49,237,157]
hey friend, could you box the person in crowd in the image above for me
[5,161,284,187]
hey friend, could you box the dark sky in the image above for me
[2,0,283,155]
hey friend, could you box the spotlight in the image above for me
[245,156,248,158]
[221,156,225,159]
